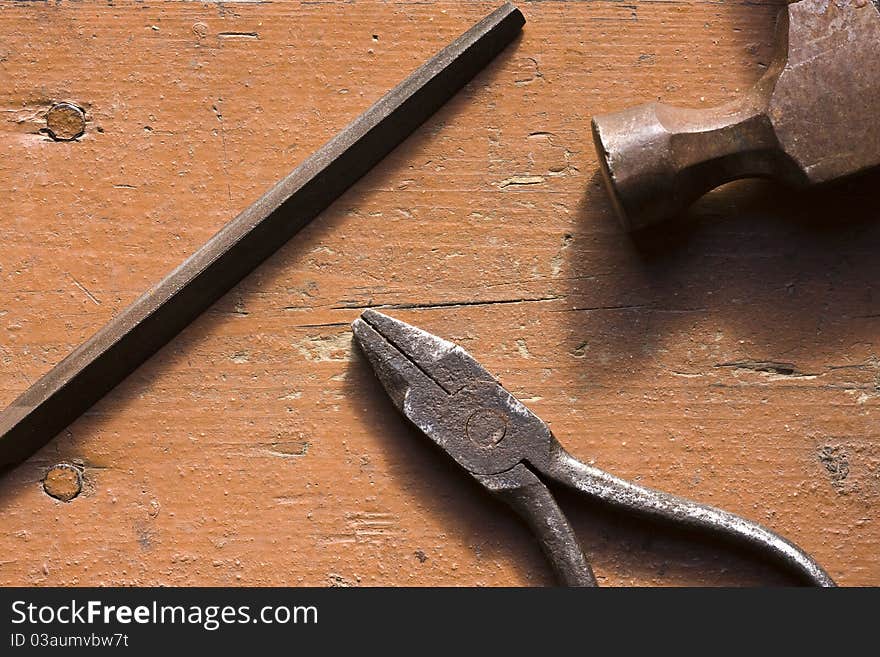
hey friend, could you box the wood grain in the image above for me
[0,0,876,586]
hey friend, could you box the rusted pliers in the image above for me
[351,309,835,587]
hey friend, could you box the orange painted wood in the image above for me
[0,0,876,586]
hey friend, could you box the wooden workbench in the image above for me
[1,0,876,587]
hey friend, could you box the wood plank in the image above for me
[0,0,875,586]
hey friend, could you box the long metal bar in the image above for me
[0,3,525,470]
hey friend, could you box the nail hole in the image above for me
[45,102,86,141]
[42,463,83,502]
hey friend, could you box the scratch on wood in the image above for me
[69,275,101,305]
[498,175,545,188]
[716,360,818,379]
[263,443,309,459]
[218,32,259,39]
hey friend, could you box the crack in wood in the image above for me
[332,296,562,311]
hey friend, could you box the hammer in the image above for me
[591,0,880,231]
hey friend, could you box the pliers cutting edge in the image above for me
[351,309,835,587]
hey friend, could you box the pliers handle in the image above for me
[482,450,833,587]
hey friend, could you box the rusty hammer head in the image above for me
[591,0,880,232]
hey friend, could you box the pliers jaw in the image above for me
[352,309,493,397]
[351,309,556,479]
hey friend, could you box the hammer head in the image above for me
[592,0,880,231]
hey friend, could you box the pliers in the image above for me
[351,309,835,587]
